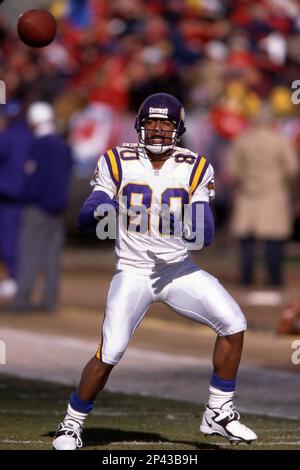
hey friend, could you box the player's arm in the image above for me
[77,190,118,232]
[183,201,215,246]
[185,162,215,247]
[77,154,119,232]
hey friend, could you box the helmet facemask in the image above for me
[139,119,179,154]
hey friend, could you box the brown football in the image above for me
[17,9,57,48]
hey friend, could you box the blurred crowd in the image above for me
[0,1,300,136]
[0,0,299,185]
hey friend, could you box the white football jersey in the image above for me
[91,144,214,273]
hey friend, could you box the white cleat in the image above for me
[200,401,257,443]
[52,419,83,450]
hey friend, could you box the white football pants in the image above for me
[96,259,247,365]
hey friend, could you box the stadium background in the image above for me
[0,0,300,451]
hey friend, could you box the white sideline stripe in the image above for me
[0,327,211,366]
[218,441,300,447]
[3,439,299,447]
[1,326,298,378]
[98,440,300,447]
[256,441,300,446]
[0,440,45,445]
[254,429,299,433]
[110,441,176,446]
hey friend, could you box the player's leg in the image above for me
[162,264,257,443]
[200,331,258,443]
[77,357,113,400]
[52,359,114,451]
[212,330,244,380]
[53,270,153,450]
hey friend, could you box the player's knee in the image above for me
[94,355,115,371]
[100,347,126,366]
[223,330,244,341]
[217,310,247,336]
[96,340,126,366]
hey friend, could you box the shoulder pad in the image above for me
[189,155,210,194]
[102,147,123,191]
[173,146,198,158]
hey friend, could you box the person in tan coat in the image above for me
[228,106,299,286]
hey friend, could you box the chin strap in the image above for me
[138,144,174,160]
[145,144,174,155]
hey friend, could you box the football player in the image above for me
[53,93,257,449]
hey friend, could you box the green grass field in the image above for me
[0,375,299,450]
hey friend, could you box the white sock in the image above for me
[208,386,234,409]
[64,404,88,427]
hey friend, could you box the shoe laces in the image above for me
[60,420,83,448]
[217,401,240,422]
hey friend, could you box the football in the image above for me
[17,9,57,48]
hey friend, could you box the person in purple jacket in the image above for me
[0,102,33,298]
[10,102,72,313]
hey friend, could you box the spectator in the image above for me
[11,102,73,312]
[228,104,299,287]
[0,102,33,298]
